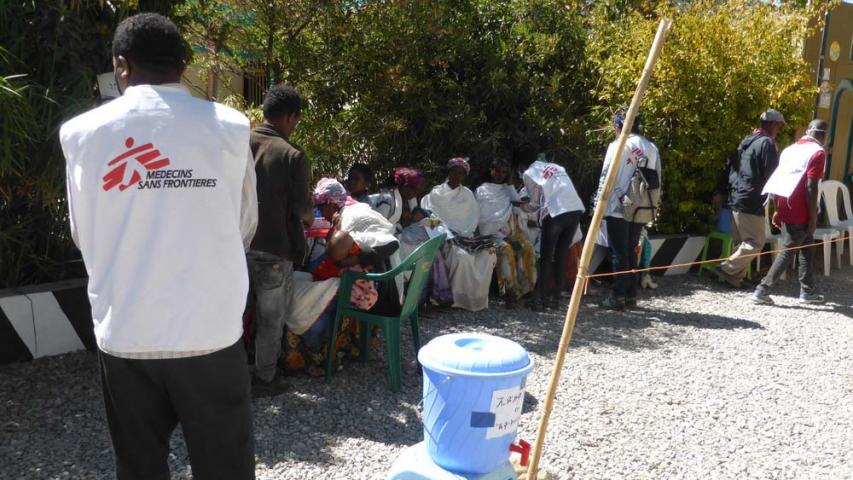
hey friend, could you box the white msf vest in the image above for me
[763,138,824,198]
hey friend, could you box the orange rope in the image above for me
[580,234,848,292]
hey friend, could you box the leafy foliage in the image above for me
[0,1,136,288]
[0,0,830,287]
[586,0,826,233]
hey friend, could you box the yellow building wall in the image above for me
[804,3,853,182]
[181,64,243,101]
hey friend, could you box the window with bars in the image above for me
[243,69,268,107]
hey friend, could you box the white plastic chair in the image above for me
[813,227,841,276]
[820,179,853,266]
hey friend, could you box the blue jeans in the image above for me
[247,251,293,382]
[606,216,644,299]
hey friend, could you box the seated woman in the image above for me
[421,157,497,311]
[283,179,398,376]
[284,230,377,377]
[369,167,425,229]
[476,159,537,308]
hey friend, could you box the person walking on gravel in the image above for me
[752,119,829,305]
[714,109,784,288]
[59,14,257,479]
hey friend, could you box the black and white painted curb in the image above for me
[590,234,707,276]
[0,279,95,364]
[0,235,708,365]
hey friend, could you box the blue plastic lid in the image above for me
[418,333,533,379]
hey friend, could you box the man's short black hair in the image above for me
[112,13,188,74]
[614,108,641,134]
[491,158,510,169]
[514,144,538,169]
[347,162,374,183]
[263,85,302,120]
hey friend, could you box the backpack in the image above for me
[622,153,662,225]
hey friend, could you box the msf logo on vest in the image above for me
[102,137,170,192]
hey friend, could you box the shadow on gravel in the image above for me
[5,271,848,477]
[771,302,853,318]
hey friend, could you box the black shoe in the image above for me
[526,297,543,312]
[548,298,560,311]
[599,295,625,310]
[624,297,638,309]
[252,375,292,398]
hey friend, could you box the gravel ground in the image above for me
[2,269,852,479]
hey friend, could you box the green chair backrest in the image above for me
[398,234,446,320]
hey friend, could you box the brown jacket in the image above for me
[249,124,314,262]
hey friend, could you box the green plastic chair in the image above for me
[325,234,447,392]
[698,231,751,279]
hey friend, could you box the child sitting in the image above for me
[312,230,378,310]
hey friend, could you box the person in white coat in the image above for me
[595,111,660,310]
[59,14,257,479]
[516,150,585,311]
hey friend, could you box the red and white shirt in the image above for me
[60,83,257,357]
[764,136,825,225]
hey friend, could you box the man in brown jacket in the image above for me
[248,85,314,396]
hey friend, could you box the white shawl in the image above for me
[422,183,480,237]
[475,182,518,238]
[340,202,398,250]
[339,201,404,303]
[288,272,339,335]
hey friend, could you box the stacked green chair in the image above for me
[325,234,447,392]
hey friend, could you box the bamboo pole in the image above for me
[525,18,673,480]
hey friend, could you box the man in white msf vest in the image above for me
[59,14,257,479]
[752,119,828,305]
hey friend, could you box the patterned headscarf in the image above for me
[313,178,352,207]
[393,167,424,188]
[447,157,470,174]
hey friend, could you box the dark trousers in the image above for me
[758,224,816,294]
[606,216,644,299]
[99,341,255,480]
[535,210,582,302]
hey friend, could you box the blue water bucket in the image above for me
[418,333,534,475]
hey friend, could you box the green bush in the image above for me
[586,0,825,233]
[0,0,830,287]
[0,1,128,288]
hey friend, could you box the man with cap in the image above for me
[752,119,829,305]
[714,109,785,288]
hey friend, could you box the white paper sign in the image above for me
[819,92,832,109]
[485,386,525,440]
[97,72,120,99]
[818,80,832,110]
